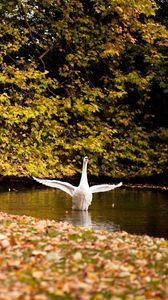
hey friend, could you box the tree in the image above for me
[0,0,168,178]
[155,0,168,28]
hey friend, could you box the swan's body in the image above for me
[33,157,122,211]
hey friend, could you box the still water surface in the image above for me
[0,188,167,238]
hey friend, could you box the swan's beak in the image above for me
[84,156,88,161]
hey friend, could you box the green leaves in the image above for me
[0,0,167,177]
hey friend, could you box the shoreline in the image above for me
[0,175,168,192]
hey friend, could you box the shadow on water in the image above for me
[0,188,168,238]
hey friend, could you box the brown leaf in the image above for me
[9,235,17,246]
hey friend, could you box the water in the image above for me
[0,188,167,238]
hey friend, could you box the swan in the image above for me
[33,156,122,211]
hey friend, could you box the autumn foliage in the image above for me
[0,212,168,299]
[0,0,168,178]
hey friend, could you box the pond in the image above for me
[0,188,168,239]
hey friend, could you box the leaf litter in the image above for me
[0,212,167,300]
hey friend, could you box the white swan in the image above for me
[33,156,122,211]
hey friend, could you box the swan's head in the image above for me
[83,156,88,162]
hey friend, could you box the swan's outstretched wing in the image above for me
[32,177,76,197]
[90,182,122,193]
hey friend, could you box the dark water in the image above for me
[0,188,167,238]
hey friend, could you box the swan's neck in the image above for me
[79,159,89,188]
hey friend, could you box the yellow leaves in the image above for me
[108,89,127,100]
[114,0,156,18]
[57,164,76,178]
[64,98,72,109]
[141,22,168,45]
[119,118,130,127]
[102,43,120,58]
[115,6,124,15]
[1,25,28,54]
[0,0,167,178]
[123,70,154,90]
[73,137,103,154]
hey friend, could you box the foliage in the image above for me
[0,212,168,299]
[155,0,168,28]
[0,0,168,178]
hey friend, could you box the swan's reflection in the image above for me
[65,210,120,232]
[67,211,92,227]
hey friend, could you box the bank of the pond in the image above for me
[0,175,168,192]
[0,212,167,300]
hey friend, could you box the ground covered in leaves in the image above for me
[0,212,168,300]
